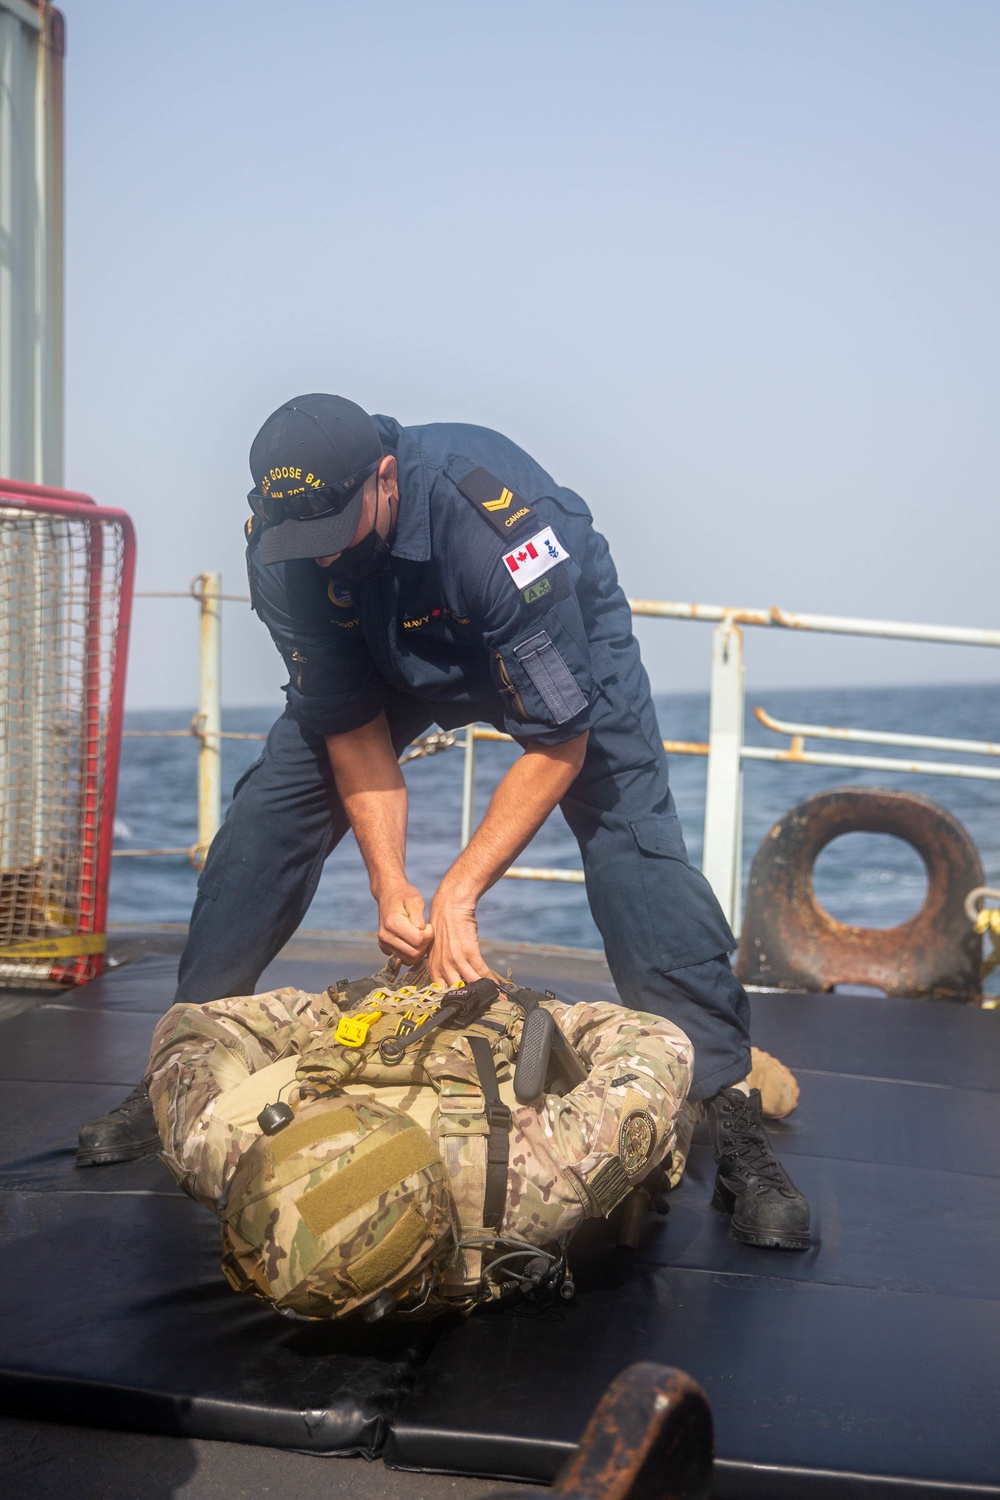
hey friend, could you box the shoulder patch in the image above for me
[520,566,571,610]
[619,1108,657,1177]
[456,466,537,539]
[502,526,569,590]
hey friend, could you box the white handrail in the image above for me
[627,598,1000,649]
[754,706,1000,758]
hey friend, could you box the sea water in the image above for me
[110,682,1000,971]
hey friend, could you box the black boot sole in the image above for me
[712,1180,811,1252]
[76,1135,162,1168]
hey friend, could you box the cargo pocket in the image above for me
[628,814,735,970]
[513,630,588,726]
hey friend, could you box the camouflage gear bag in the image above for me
[147,964,695,1322]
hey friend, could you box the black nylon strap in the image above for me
[467,1034,512,1230]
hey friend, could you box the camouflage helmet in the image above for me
[219,1095,457,1319]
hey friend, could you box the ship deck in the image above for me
[1,932,998,1499]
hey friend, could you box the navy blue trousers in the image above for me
[177,707,751,1100]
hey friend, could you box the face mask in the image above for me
[320,526,391,584]
[320,479,392,584]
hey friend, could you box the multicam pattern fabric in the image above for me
[219,1095,456,1319]
[146,974,694,1315]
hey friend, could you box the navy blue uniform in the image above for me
[178,419,750,1099]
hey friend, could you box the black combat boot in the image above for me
[705,1086,811,1250]
[76,1084,160,1167]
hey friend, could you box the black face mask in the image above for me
[320,526,391,584]
[320,483,392,584]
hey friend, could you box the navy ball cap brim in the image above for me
[257,485,366,564]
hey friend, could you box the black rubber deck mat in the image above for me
[0,953,998,1493]
[385,991,1000,1498]
[385,1261,1000,1497]
[0,952,441,1451]
[0,1190,441,1451]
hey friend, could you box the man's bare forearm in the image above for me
[439,731,589,904]
[325,711,408,897]
[326,712,431,962]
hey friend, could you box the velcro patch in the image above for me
[348,1205,430,1294]
[521,567,571,611]
[588,1156,633,1217]
[297,1126,440,1237]
[457,467,537,539]
[269,1107,358,1165]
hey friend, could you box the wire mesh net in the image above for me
[0,504,125,987]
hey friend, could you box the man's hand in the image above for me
[377,880,433,964]
[425,731,589,985]
[427,883,497,987]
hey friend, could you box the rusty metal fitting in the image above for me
[736,787,985,1002]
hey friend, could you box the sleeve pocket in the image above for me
[514,630,588,726]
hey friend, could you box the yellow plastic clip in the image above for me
[335,1008,383,1047]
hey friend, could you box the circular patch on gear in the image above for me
[619,1109,656,1176]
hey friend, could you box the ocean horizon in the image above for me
[110,681,1000,995]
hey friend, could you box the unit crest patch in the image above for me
[618,1109,656,1177]
[456,467,537,539]
[327,582,354,608]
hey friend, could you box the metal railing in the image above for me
[116,574,266,866]
[115,584,1000,930]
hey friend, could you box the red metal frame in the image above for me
[0,476,96,507]
[0,480,137,982]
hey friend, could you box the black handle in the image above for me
[513,1005,557,1103]
[378,978,500,1064]
[508,987,589,1099]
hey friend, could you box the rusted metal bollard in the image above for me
[736,787,984,1001]
[495,1361,713,1500]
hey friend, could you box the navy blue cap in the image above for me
[249,394,382,563]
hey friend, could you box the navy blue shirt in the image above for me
[247,418,645,750]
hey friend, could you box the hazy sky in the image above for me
[63,0,1000,709]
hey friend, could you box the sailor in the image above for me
[145,969,698,1315]
[81,394,810,1252]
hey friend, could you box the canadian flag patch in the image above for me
[502,527,568,588]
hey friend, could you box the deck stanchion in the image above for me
[195,572,222,865]
[702,619,745,930]
[461,723,476,848]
